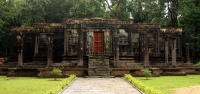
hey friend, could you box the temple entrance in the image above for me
[93,32,104,53]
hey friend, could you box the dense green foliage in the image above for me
[141,69,152,80]
[0,76,65,94]
[0,0,200,62]
[178,0,200,63]
[195,61,200,66]
[45,74,76,94]
[124,74,163,94]
[136,75,200,94]
[52,68,62,81]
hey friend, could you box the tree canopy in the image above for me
[0,0,200,63]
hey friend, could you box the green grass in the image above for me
[136,75,200,94]
[0,76,65,94]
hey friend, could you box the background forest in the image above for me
[0,0,200,63]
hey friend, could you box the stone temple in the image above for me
[0,18,199,77]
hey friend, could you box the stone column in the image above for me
[113,26,119,67]
[177,35,182,56]
[165,38,169,63]
[114,36,119,66]
[77,29,83,66]
[139,34,144,63]
[172,39,176,66]
[155,30,160,55]
[128,30,132,55]
[63,30,68,56]
[18,36,23,66]
[47,35,53,66]
[143,33,149,66]
[186,43,190,63]
[34,35,39,56]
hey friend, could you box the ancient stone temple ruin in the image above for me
[1,18,199,77]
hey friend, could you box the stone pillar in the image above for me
[165,38,169,63]
[77,29,83,66]
[128,30,132,55]
[177,35,182,56]
[143,34,149,66]
[172,39,176,66]
[113,26,119,67]
[114,36,119,66]
[155,30,160,55]
[18,36,23,66]
[47,35,53,66]
[63,30,68,56]
[186,43,190,63]
[139,34,144,63]
[34,35,39,56]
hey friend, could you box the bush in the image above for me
[52,68,62,81]
[45,74,76,94]
[141,69,152,80]
[124,74,163,94]
[195,61,200,66]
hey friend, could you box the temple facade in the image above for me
[7,18,188,77]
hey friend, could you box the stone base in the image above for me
[88,56,110,76]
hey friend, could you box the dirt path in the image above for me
[173,85,200,94]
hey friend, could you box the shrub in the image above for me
[52,68,62,81]
[124,74,163,94]
[141,69,152,80]
[195,61,200,66]
[45,74,76,94]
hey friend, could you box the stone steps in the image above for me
[88,56,110,76]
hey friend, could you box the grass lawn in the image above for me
[136,75,200,94]
[0,76,65,94]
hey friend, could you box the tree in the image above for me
[167,0,179,27]
[16,0,48,26]
[141,69,152,80]
[0,0,21,56]
[68,0,108,18]
[52,68,62,81]
[129,0,168,26]
[178,0,200,63]
[44,0,72,23]
[104,0,131,19]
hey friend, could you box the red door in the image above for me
[93,32,104,53]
